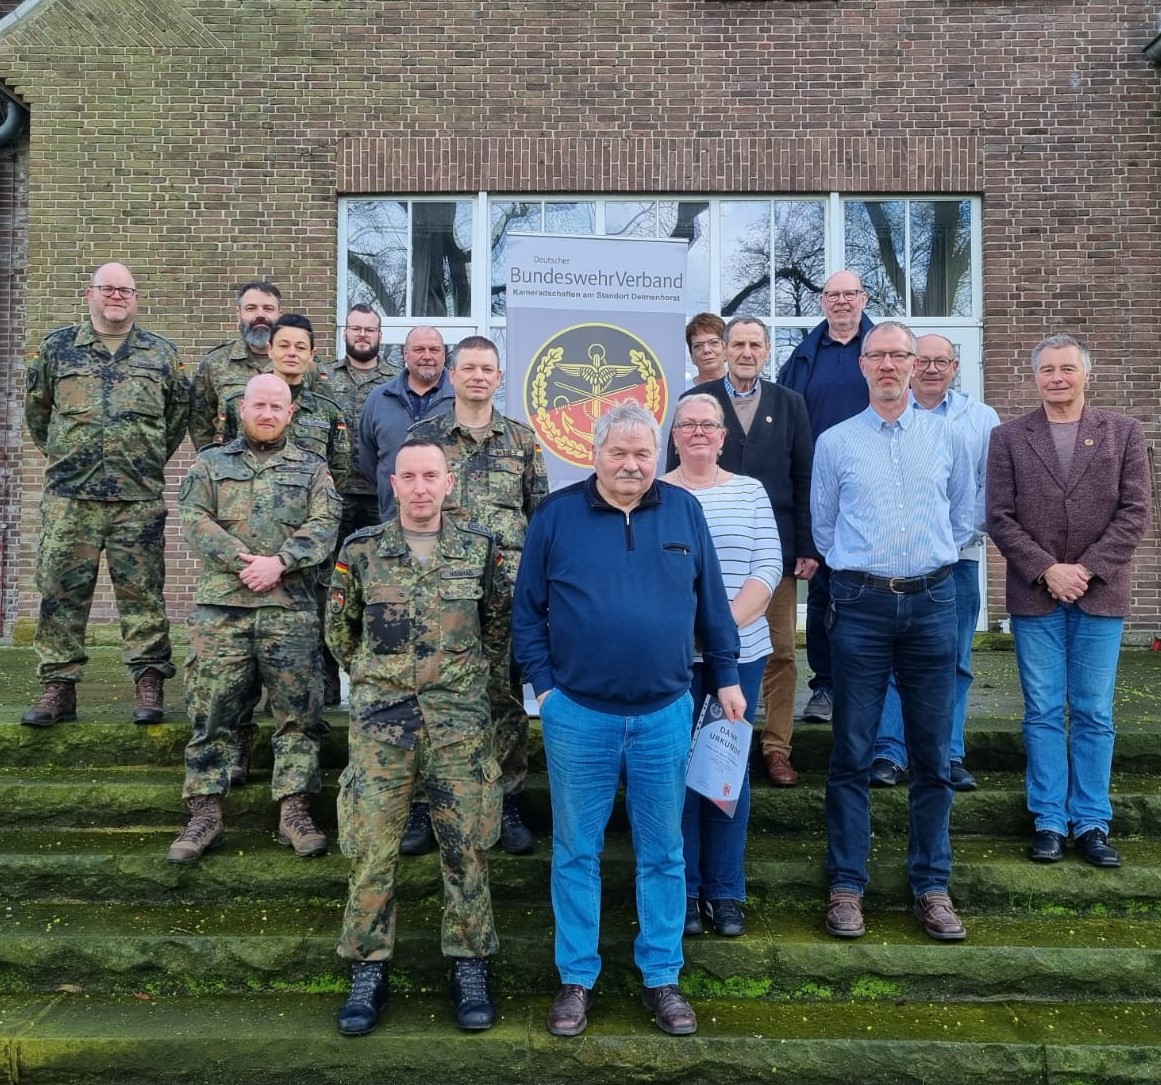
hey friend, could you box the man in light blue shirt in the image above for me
[870,334,1000,793]
[811,320,974,944]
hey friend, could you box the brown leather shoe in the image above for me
[763,750,799,787]
[547,984,592,1036]
[913,891,967,941]
[132,671,165,724]
[642,984,697,1035]
[825,889,865,938]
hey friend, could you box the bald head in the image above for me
[86,262,139,335]
[239,373,294,444]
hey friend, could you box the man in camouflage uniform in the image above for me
[22,262,190,727]
[326,439,508,1036]
[168,373,340,864]
[216,313,351,777]
[409,335,548,854]
[319,304,397,703]
[188,280,282,451]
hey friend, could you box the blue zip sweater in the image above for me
[512,475,741,715]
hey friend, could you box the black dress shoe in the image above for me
[949,760,978,792]
[1028,829,1066,863]
[869,758,907,788]
[1075,828,1122,868]
[682,898,704,937]
[703,898,745,937]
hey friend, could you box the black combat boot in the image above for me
[337,961,389,1036]
[498,794,535,854]
[450,957,495,1030]
[21,681,77,727]
[132,671,165,724]
[400,802,435,855]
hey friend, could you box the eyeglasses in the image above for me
[862,350,915,364]
[691,337,724,352]
[344,325,380,335]
[91,285,138,299]
[822,289,864,301]
[673,420,725,433]
[915,355,955,371]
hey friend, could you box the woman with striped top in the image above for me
[664,393,782,939]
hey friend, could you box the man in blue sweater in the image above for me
[778,270,875,723]
[513,403,744,1039]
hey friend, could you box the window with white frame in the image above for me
[338,193,981,384]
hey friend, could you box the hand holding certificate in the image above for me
[685,694,753,818]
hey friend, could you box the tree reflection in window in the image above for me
[345,199,473,318]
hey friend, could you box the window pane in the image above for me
[605,201,656,237]
[345,200,408,317]
[909,200,973,317]
[774,327,808,379]
[663,200,710,314]
[721,201,771,318]
[544,201,595,234]
[773,200,826,318]
[412,200,473,318]
[490,200,542,317]
[845,199,905,316]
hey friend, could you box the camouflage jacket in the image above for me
[220,384,351,492]
[24,320,190,501]
[325,516,510,749]
[189,336,333,451]
[179,437,341,610]
[319,356,399,495]
[408,409,548,560]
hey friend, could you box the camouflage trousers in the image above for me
[336,725,502,961]
[33,495,174,684]
[183,605,324,802]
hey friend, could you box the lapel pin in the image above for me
[1084,439,1094,446]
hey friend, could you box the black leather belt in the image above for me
[836,565,953,594]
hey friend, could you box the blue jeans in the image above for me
[825,571,957,897]
[1012,606,1124,838]
[806,560,833,692]
[682,657,765,902]
[540,688,693,989]
[873,559,980,768]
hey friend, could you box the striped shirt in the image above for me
[811,403,974,577]
[689,474,782,663]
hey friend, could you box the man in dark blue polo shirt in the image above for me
[778,270,874,723]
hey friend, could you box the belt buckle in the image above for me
[888,576,908,594]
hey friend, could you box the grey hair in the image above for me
[862,320,916,355]
[674,393,725,425]
[593,403,661,452]
[724,315,771,349]
[1031,334,1092,374]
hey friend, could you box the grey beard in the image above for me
[240,322,273,350]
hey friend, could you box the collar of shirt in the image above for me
[861,401,917,432]
[724,371,759,399]
[909,390,951,416]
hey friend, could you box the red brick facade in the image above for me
[0,0,1158,638]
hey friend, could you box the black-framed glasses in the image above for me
[91,285,138,299]
[915,356,955,371]
[673,420,725,433]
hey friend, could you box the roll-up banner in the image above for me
[505,234,689,488]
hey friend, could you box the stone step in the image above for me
[0,991,1156,1085]
[1,830,1158,914]
[3,767,1160,841]
[4,900,1161,1003]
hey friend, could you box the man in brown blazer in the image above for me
[986,334,1151,868]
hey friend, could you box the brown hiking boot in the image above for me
[167,796,225,864]
[133,671,165,725]
[278,794,328,857]
[21,681,77,727]
[229,730,253,787]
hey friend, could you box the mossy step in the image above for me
[0,991,1157,1085]
[4,766,1161,844]
[3,901,1161,1003]
[2,830,1159,915]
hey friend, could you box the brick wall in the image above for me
[0,0,1158,638]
